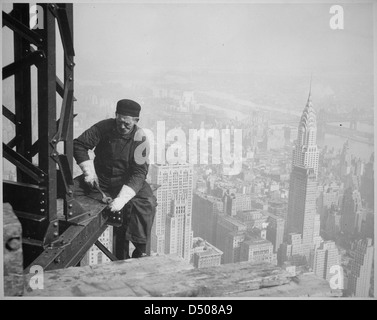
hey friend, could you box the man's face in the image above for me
[115,113,137,135]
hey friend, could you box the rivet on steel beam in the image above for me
[68,212,73,216]
[39,53,43,58]
[69,77,73,81]
[68,204,73,208]
[40,200,45,204]
[41,192,45,196]
[70,62,75,67]
[68,190,73,195]
[53,222,58,227]
[53,232,58,237]
[40,209,45,213]
[118,217,121,221]
[6,238,21,251]
[52,139,57,144]
[52,153,57,157]
[41,174,45,178]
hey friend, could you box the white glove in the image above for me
[108,185,136,212]
[79,160,99,189]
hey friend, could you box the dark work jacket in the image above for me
[73,119,156,243]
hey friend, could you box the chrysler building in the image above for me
[292,88,319,177]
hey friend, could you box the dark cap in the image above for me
[116,99,141,117]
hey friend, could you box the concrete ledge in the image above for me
[3,203,24,296]
[23,254,342,298]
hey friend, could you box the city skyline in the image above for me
[2,1,374,298]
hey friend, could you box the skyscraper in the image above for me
[291,90,319,177]
[266,213,285,253]
[340,187,362,236]
[313,241,341,281]
[286,166,317,257]
[313,214,323,249]
[318,182,341,228]
[340,140,352,177]
[216,216,247,264]
[346,238,374,297]
[165,196,193,262]
[149,163,193,260]
[285,87,319,260]
[279,233,306,266]
[360,153,374,209]
[325,205,342,239]
[352,157,365,177]
[192,192,224,246]
[360,209,374,239]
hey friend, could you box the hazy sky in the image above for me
[1,2,374,81]
[73,2,374,79]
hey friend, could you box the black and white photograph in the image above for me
[1,0,376,303]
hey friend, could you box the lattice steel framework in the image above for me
[2,3,117,270]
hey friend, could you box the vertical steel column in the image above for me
[63,3,74,173]
[35,3,58,245]
[13,4,32,183]
[62,3,75,221]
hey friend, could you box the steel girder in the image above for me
[2,3,116,270]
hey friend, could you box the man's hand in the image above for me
[108,197,128,212]
[78,160,99,189]
[108,185,136,212]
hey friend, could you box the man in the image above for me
[73,99,156,259]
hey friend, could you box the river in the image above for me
[199,92,374,162]
[268,123,373,161]
[322,134,373,162]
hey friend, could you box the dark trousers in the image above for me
[73,175,155,260]
[112,197,154,260]
[113,224,147,259]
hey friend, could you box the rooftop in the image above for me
[192,238,223,256]
[194,248,223,258]
[243,237,272,247]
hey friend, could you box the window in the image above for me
[97,252,103,264]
